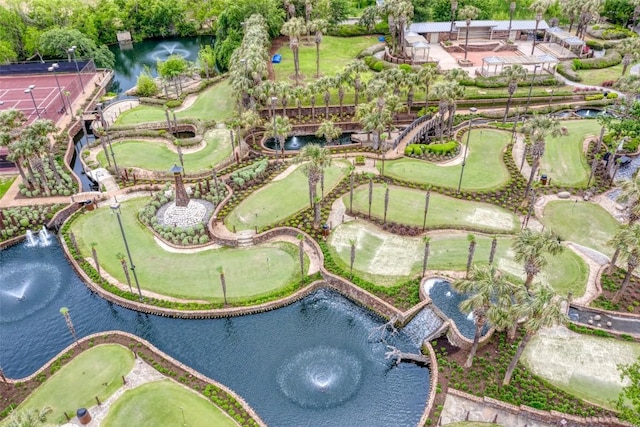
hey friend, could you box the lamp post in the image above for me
[464,17,471,61]
[457,107,477,193]
[524,64,540,117]
[450,0,458,38]
[48,63,69,115]
[24,85,41,120]
[111,202,143,301]
[96,103,120,178]
[531,12,542,55]
[271,96,279,163]
[68,46,85,94]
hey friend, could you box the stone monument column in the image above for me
[171,164,190,207]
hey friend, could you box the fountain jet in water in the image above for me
[24,227,52,248]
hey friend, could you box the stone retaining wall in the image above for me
[418,341,440,426]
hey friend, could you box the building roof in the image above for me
[409,19,549,34]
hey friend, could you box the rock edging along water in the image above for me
[2,331,267,427]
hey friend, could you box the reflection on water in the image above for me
[265,133,356,151]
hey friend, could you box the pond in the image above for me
[264,133,357,151]
[108,36,214,97]
[0,239,431,426]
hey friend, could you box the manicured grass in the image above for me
[70,198,300,301]
[347,184,519,233]
[328,221,587,295]
[541,200,619,257]
[0,175,16,199]
[522,328,640,409]
[96,129,232,172]
[382,129,511,190]
[539,120,599,187]
[102,380,237,427]
[225,160,349,231]
[274,35,379,83]
[575,62,638,87]
[15,344,134,425]
[115,80,235,125]
[463,85,574,99]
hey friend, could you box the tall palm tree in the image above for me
[264,115,292,163]
[316,120,342,145]
[345,59,368,106]
[520,114,562,200]
[418,66,438,111]
[367,174,374,218]
[617,38,640,76]
[356,99,390,150]
[432,80,464,139]
[608,225,633,275]
[297,234,305,282]
[612,224,640,302]
[383,184,390,224]
[292,85,309,120]
[617,176,640,224]
[466,234,476,278]
[350,238,356,278]
[5,406,53,427]
[512,228,564,290]
[117,252,133,293]
[348,164,355,213]
[458,5,480,61]
[422,236,431,277]
[59,307,79,346]
[217,266,228,306]
[310,19,328,78]
[503,283,567,385]
[294,144,332,208]
[529,0,550,54]
[382,0,414,56]
[281,17,306,85]
[240,109,263,147]
[276,81,294,115]
[489,236,498,265]
[500,65,527,123]
[423,189,431,231]
[453,265,522,368]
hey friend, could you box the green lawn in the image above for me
[0,175,16,199]
[347,184,519,233]
[70,198,300,301]
[115,80,235,126]
[383,129,511,190]
[225,160,349,231]
[575,62,638,87]
[539,120,598,187]
[274,35,379,83]
[541,200,619,257]
[328,221,587,295]
[96,129,232,172]
[102,380,238,427]
[11,344,134,425]
[522,328,640,409]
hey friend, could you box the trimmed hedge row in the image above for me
[405,141,457,156]
[572,50,622,70]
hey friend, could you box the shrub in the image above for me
[572,50,622,70]
[136,72,158,97]
[585,93,605,101]
[398,64,412,72]
[165,99,183,108]
[556,63,582,82]
[606,92,618,99]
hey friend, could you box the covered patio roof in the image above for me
[480,54,559,76]
[546,26,585,46]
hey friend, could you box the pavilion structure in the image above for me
[479,54,559,77]
[540,26,587,59]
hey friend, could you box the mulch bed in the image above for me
[592,268,640,315]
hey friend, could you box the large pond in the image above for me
[0,239,430,426]
[108,36,214,97]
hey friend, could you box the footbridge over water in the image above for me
[392,110,449,152]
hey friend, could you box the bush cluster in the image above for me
[328,22,388,37]
[404,141,458,156]
[0,204,63,242]
[572,50,622,70]
[363,55,391,72]
[229,158,269,189]
[18,161,76,198]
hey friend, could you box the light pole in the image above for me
[524,64,540,117]
[457,106,477,193]
[271,96,279,163]
[96,103,119,178]
[48,63,69,115]
[111,202,143,301]
[24,85,41,119]
[68,46,85,94]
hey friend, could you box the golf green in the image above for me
[383,129,511,190]
[102,380,238,427]
[70,198,300,301]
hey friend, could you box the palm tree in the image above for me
[489,236,498,265]
[0,109,30,188]
[520,114,562,200]
[297,234,305,282]
[90,242,100,276]
[116,252,133,293]
[422,236,431,277]
[281,17,306,85]
[383,184,390,224]
[59,307,79,346]
[217,266,228,306]
[418,66,438,111]
[316,120,342,145]
[617,176,640,224]
[240,109,263,148]
[264,115,292,163]
[432,80,464,140]
[367,174,374,218]
[5,406,53,427]
[350,238,356,278]
[617,38,640,76]
[382,0,414,56]
[500,65,527,123]
[404,71,420,113]
[529,0,550,54]
[292,86,309,120]
[345,59,368,106]
[310,19,328,77]
[316,76,334,119]
[503,283,567,385]
[452,265,520,368]
[356,99,390,150]
[466,234,476,278]
[512,228,564,290]
[294,144,332,208]
[458,5,480,61]
[612,224,640,302]
[276,81,294,116]
[422,190,431,231]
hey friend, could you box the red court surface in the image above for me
[0,72,96,125]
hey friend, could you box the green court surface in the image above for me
[102,380,238,427]
[70,198,300,301]
[347,184,519,233]
[383,129,511,190]
[538,120,598,187]
[541,200,619,257]
[522,327,640,409]
[115,80,235,125]
[11,344,134,425]
[225,160,349,231]
[328,221,587,294]
[96,129,232,172]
